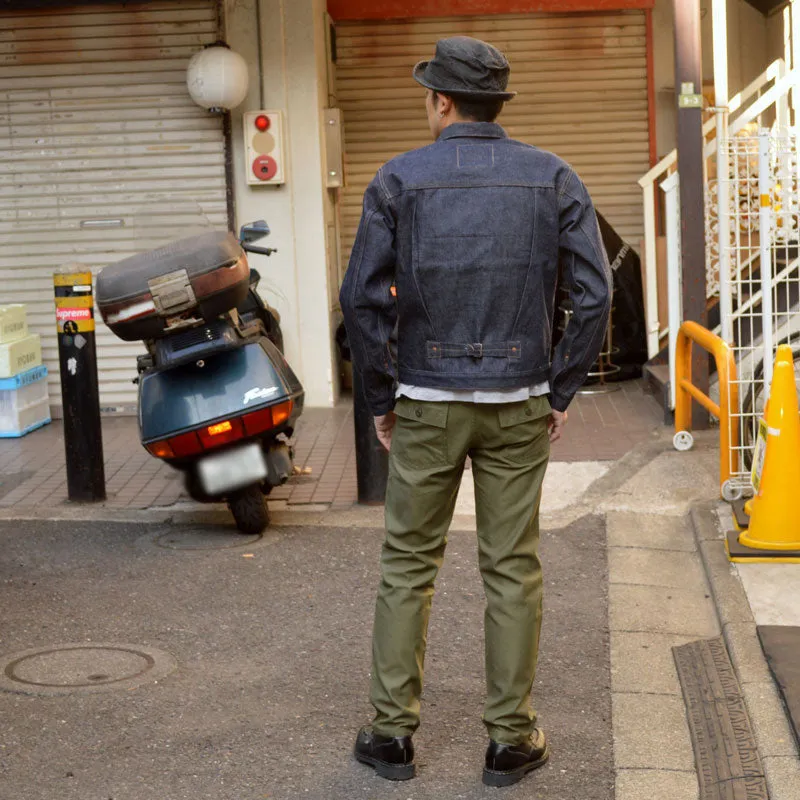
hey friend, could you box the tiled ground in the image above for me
[0,379,662,510]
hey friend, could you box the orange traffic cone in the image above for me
[727,345,800,562]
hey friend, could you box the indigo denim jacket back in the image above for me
[340,122,612,415]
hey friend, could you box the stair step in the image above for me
[645,363,669,392]
[644,363,672,424]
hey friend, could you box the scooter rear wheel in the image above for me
[228,485,270,534]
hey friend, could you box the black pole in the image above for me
[352,365,389,505]
[54,269,106,502]
[673,0,709,430]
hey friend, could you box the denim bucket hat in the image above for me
[413,36,516,100]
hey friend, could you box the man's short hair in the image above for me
[433,91,504,123]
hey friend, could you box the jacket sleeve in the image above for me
[549,169,612,412]
[339,169,398,416]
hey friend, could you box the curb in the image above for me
[690,503,800,800]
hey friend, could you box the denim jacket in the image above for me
[340,122,612,416]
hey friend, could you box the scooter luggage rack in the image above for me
[148,315,261,371]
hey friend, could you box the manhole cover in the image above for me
[0,643,177,697]
[145,528,262,551]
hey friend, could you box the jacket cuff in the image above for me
[549,392,571,413]
[370,395,396,417]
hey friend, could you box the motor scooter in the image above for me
[96,220,304,533]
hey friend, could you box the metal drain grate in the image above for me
[673,637,768,800]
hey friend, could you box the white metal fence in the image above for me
[639,59,791,360]
[722,130,800,498]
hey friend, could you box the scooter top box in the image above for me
[97,231,251,342]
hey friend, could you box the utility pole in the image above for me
[673,0,709,429]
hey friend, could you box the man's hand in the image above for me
[548,409,568,443]
[374,412,397,452]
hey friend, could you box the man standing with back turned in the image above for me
[340,36,611,788]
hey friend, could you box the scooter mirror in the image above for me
[240,220,270,243]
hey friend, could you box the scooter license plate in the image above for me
[197,442,268,496]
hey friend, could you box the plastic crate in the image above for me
[0,305,28,344]
[0,334,41,378]
[0,366,50,438]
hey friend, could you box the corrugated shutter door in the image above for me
[0,0,228,412]
[336,10,649,265]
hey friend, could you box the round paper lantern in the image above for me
[187,44,249,112]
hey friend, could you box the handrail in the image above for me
[674,321,739,496]
[638,58,786,190]
[638,58,788,359]
[730,68,797,137]
[711,255,800,336]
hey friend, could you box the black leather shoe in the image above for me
[354,726,416,781]
[483,729,550,787]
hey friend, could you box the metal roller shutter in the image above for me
[336,10,649,267]
[0,0,228,412]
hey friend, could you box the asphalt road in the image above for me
[0,516,612,800]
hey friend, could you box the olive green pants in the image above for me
[370,395,551,746]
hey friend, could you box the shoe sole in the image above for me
[482,745,550,788]
[354,752,416,781]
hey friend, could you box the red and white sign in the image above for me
[56,308,92,321]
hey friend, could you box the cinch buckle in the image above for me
[466,342,483,358]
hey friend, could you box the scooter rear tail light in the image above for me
[145,400,294,460]
[271,399,293,427]
[169,431,203,458]
[242,407,273,436]
[241,399,293,435]
[146,440,175,459]
[198,417,245,449]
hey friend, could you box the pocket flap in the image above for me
[394,399,449,429]
[497,396,551,428]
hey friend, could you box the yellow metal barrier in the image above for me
[674,321,739,496]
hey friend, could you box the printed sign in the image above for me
[751,419,769,493]
[55,295,95,334]
[56,308,92,321]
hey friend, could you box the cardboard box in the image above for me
[0,304,28,344]
[0,334,42,378]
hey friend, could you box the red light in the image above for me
[241,400,293,436]
[197,417,244,450]
[255,114,270,132]
[146,440,174,459]
[169,431,203,458]
[271,399,293,427]
[144,402,294,462]
[242,407,273,436]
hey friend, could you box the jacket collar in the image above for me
[438,122,508,141]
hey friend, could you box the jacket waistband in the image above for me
[426,340,521,359]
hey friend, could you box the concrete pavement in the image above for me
[0,516,612,800]
[1,415,798,799]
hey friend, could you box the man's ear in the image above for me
[438,93,454,117]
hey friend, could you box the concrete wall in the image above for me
[224,0,337,408]
[652,0,773,157]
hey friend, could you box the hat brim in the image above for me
[412,61,516,101]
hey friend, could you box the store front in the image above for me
[0,0,230,411]
[331,1,654,266]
